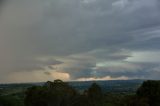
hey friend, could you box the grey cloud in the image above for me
[1,57,63,72]
[44,71,52,76]
[0,0,160,82]
[95,62,157,78]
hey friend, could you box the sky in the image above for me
[0,0,160,83]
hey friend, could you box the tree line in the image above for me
[25,80,160,106]
[1,80,160,106]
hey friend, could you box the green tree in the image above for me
[85,83,104,106]
[25,80,78,106]
[136,80,160,106]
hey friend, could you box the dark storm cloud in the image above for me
[0,0,160,82]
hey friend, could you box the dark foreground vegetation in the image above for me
[0,80,160,106]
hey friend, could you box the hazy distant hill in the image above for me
[69,80,144,93]
[0,80,144,94]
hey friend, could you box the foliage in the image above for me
[0,95,24,106]
[85,83,104,106]
[25,80,105,106]
[25,80,78,106]
[0,80,160,106]
[121,80,160,106]
[121,95,149,106]
[136,80,160,106]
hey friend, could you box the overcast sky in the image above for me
[0,0,160,83]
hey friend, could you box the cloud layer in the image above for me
[0,0,160,83]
